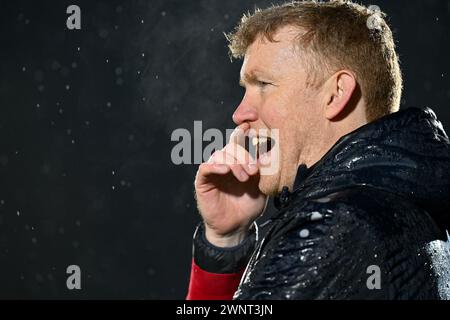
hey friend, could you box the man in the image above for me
[186,1,450,299]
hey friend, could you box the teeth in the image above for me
[251,137,268,146]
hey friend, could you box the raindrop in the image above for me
[112,170,115,175]
[36,103,40,108]
[112,186,116,190]
[115,67,123,75]
[17,211,20,216]
[299,229,310,238]
[106,102,112,108]
[71,139,75,144]
[310,211,323,221]
[21,66,26,72]
[65,84,70,90]
[161,11,166,17]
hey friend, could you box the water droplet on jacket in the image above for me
[299,229,310,238]
[310,211,323,221]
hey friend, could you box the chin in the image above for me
[258,174,280,197]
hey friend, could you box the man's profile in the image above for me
[186,0,450,300]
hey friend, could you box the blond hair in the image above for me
[226,0,403,121]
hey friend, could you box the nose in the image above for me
[232,96,258,125]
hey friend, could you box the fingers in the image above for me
[226,124,257,170]
[197,123,258,184]
[211,149,253,182]
[223,145,257,176]
[229,122,250,145]
[199,149,256,184]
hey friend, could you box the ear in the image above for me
[323,70,356,120]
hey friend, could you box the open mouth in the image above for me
[243,135,275,159]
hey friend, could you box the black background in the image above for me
[0,0,448,299]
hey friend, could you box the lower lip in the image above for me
[257,149,272,166]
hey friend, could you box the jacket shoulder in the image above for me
[235,186,441,299]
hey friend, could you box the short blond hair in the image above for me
[226,0,403,121]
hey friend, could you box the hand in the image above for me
[194,123,267,247]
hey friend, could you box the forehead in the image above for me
[240,26,304,79]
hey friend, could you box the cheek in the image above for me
[259,94,293,127]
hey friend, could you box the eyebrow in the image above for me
[239,69,272,86]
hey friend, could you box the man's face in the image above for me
[233,26,324,195]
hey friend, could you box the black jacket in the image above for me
[193,107,450,299]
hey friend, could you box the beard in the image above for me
[258,173,281,197]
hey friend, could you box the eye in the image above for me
[257,80,271,87]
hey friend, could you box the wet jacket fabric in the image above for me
[186,107,450,300]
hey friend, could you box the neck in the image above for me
[297,107,368,176]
